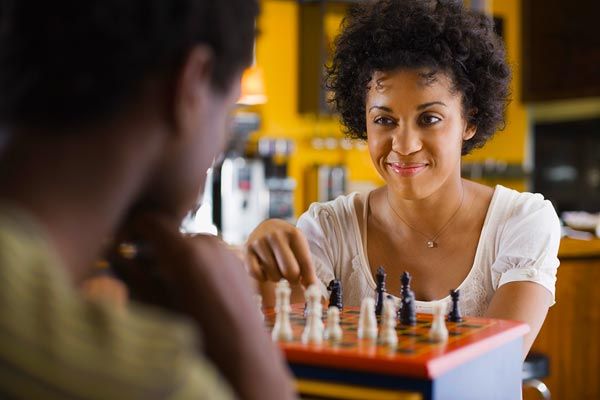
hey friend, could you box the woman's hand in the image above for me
[244,219,318,288]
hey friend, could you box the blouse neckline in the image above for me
[350,185,503,306]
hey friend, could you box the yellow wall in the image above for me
[254,0,528,216]
[464,0,527,164]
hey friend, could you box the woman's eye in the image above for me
[374,116,396,126]
[420,114,441,125]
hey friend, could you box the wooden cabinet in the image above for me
[530,238,600,400]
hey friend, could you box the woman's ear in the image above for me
[463,124,476,141]
[463,108,478,141]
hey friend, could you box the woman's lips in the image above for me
[386,162,428,177]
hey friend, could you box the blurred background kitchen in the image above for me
[183,1,599,399]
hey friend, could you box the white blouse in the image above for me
[296,185,561,316]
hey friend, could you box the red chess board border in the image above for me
[264,304,529,379]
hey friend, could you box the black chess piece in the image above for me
[400,271,411,298]
[399,289,417,326]
[447,289,463,322]
[327,279,343,311]
[374,266,387,315]
[398,271,413,321]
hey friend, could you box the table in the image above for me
[266,304,529,400]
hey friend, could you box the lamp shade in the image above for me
[237,65,267,106]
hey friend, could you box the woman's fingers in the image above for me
[268,232,302,284]
[244,219,318,289]
[246,251,267,282]
[250,238,283,282]
[288,231,318,288]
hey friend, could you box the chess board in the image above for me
[264,303,528,380]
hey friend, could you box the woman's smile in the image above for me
[385,161,429,177]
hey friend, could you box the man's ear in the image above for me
[172,45,215,140]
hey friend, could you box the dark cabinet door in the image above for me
[522,0,600,102]
[534,118,600,213]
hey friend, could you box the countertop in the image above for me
[558,237,600,259]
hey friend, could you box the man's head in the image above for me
[0,0,259,219]
[0,0,258,129]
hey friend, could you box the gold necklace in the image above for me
[386,184,465,249]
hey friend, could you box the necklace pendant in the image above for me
[427,240,437,248]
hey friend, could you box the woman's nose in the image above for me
[391,125,422,155]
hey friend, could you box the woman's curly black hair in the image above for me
[325,0,511,154]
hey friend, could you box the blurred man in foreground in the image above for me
[0,1,294,398]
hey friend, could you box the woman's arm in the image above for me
[484,281,552,359]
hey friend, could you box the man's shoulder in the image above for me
[0,208,231,399]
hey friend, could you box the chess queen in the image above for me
[245,0,561,358]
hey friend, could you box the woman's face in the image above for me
[365,68,475,200]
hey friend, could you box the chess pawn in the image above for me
[357,297,378,340]
[399,289,417,326]
[327,279,343,311]
[255,294,264,321]
[272,279,293,342]
[324,306,343,342]
[400,271,412,298]
[302,284,324,344]
[374,266,387,316]
[379,297,398,347]
[429,302,449,342]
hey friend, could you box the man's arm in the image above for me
[122,215,296,400]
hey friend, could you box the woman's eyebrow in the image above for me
[368,105,394,113]
[417,101,447,110]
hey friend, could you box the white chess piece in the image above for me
[429,302,449,342]
[255,294,264,321]
[379,297,398,347]
[302,284,324,344]
[324,306,343,342]
[272,279,293,342]
[357,297,378,340]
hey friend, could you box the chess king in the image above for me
[245,0,561,358]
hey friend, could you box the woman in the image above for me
[245,0,560,355]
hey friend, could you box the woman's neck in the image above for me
[382,177,468,240]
